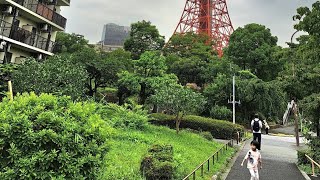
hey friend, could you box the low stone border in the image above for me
[217,139,249,180]
[297,164,312,180]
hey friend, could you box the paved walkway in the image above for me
[226,135,306,180]
[269,125,298,135]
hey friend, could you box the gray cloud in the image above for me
[61,0,313,46]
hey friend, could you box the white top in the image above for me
[251,118,263,133]
[263,120,270,129]
[245,149,261,170]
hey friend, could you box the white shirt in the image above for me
[251,118,263,133]
[245,149,261,170]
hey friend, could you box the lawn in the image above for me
[100,125,235,179]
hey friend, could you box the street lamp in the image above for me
[290,30,299,77]
[289,30,300,147]
[228,65,240,124]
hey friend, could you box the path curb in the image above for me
[297,164,312,180]
[219,139,249,180]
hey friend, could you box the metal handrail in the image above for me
[182,130,247,180]
[183,140,233,180]
[0,19,55,52]
[14,0,67,28]
[305,154,320,177]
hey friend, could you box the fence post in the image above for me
[217,151,219,161]
[213,155,215,165]
[312,161,316,177]
[201,164,204,177]
[237,132,239,144]
[193,172,195,180]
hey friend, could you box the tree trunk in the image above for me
[317,118,320,137]
[139,82,147,104]
[152,104,158,113]
[175,113,183,134]
[88,79,94,96]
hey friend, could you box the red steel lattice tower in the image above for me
[172,0,234,57]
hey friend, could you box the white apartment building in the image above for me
[0,0,70,63]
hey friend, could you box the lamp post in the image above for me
[228,66,240,124]
[289,30,300,146]
[290,30,299,77]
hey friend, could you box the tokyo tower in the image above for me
[171,0,234,57]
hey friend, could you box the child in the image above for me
[241,141,262,180]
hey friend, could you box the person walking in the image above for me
[263,119,270,135]
[241,141,262,180]
[251,114,262,150]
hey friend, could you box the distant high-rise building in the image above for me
[101,23,130,46]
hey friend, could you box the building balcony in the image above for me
[57,0,70,6]
[14,0,67,29]
[0,19,55,53]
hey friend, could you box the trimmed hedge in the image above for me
[150,113,244,139]
[141,144,174,180]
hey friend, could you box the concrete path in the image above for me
[226,135,306,180]
[270,125,300,136]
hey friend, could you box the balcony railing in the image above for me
[14,0,67,28]
[0,20,55,52]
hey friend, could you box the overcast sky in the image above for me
[61,0,313,46]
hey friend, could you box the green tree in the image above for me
[210,105,232,121]
[72,47,134,97]
[164,33,227,86]
[118,51,177,105]
[225,23,282,81]
[294,1,320,36]
[164,32,215,61]
[54,32,89,54]
[101,49,133,86]
[13,56,88,99]
[0,64,16,99]
[124,20,165,59]
[301,94,320,137]
[151,84,206,133]
[204,71,286,123]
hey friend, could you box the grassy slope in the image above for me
[101,125,235,180]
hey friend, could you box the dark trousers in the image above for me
[265,128,269,135]
[253,133,262,150]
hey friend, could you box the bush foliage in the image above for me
[140,144,174,180]
[0,93,111,179]
[150,113,244,139]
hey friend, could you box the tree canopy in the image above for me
[151,84,206,133]
[225,23,282,81]
[124,20,165,60]
[13,56,88,99]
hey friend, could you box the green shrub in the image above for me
[200,131,214,141]
[98,103,148,130]
[297,149,309,165]
[150,113,244,139]
[0,93,111,179]
[141,144,174,180]
[309,137,320,163]
[210,105,232,121]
